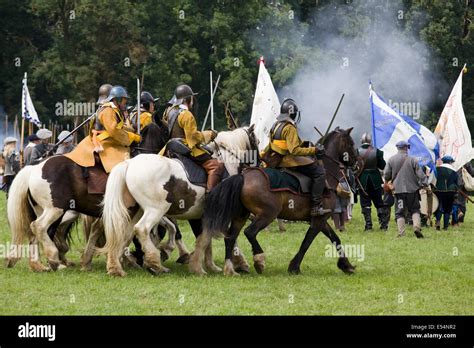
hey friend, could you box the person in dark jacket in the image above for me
[357,132,389,231]
[434,156,459,230]
[29,128,53,165]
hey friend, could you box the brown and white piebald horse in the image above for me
[6,121,170,272]
[99,126,258,276]
[190,127,359,276]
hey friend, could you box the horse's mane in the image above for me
[214,127,251,154]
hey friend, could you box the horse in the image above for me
[99,125,258,276]
[190,127,359,276]
[6,120,170,272]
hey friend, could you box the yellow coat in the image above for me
[160,109,213,157]
[65,105,140,173]
[130,110,153,131]
[265,122,315,167]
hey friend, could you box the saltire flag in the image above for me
[22,73,41,126]
[369,84,438,173]
[434,65,474,171]
[250,57,280,151]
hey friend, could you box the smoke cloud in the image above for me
[253,0,447,144]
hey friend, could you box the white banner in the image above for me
[22,73,41,126]
[250,58,280,151]
[434,66,474,170]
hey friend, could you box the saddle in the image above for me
[82,154,109,194]
[170,153,229,188]
[252,167,311,194]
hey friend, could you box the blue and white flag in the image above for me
[369,84,439,173]
[22,73,41,126]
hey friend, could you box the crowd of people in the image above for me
[336,137,474,236]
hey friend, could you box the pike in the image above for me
[318,93,345,144]
[136,78,141,136]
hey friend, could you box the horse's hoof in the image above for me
[176,253,190,264]
[342,267,356,275]
[30,264,50,272]
[66,261,76,267]
[107,269,127,277]
[146,266,170,276]
[48,261,60,271]
[223,264,240,276]
[254,262,265,274]
[188,266,207,276]
[235,264,250,273]
[206,264,222,273]
[80,265,92,272]
[288,267,301,275]
[58,264,67,270]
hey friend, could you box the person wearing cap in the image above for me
[29,128,53,165]
[160,84,222,192]
[2,137,20,196]
[357,132,390,231]
[65,85,141,173]
[129,91,157,132]
[384,140,428,238]
[55,130,75,155]
[434,156,459,230]
[23,134,41,166]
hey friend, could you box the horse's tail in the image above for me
[203,174,246,238]
[98,161,131,255]
[6,166,35,265]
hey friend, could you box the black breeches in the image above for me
[360,178,384,209]
[292,163,326,205]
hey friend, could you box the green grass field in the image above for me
[0,193,472,315]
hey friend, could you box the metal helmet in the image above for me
[140,91,155,104]
[172,84,198,105]
[97,84,113,104]
[361,132,372,145]
[280,98,300,123]
[106,86,129,102]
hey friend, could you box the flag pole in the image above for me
[20,117,25,168]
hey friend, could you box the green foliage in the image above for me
[0,0,472,133]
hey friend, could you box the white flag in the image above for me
[434,65,473,170]
[250,58,280,151]
[22,73,41,126]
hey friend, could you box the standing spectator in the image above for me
[29,128,53,165]
[384,140,428,238]
[357,133,390,231]
[454,162,474,224]
[434,156,458,231]
[55,130,75,155]
[23,134,41,165]
[2,137,20,197]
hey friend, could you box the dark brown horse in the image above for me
[190,127,358,276]
[6,120,169,272]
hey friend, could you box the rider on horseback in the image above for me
[160,84,223,192]
[263,98,331,216]
[129,91,157,132]
[65,85,141,173]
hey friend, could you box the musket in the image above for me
[46,112,96,156]
[458,189,474,203]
